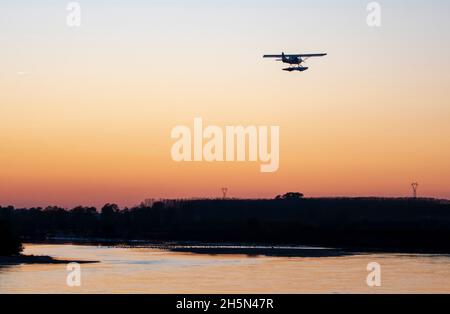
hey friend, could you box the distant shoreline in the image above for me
[4,197,450,254]
[21,239,450,256]
[0,254,98,266]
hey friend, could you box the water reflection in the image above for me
[0,244,449,294]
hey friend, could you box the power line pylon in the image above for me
[221,188,228,199]
[411,182,419,199]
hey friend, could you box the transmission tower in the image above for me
[411,182,419,199]
[221,187,229,199]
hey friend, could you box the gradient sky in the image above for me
[1,0,450,208]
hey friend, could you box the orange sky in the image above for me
[1,1,450,207]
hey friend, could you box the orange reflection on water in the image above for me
[0,244,449,294]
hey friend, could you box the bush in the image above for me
[0,219,23,256]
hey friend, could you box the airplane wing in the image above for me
[263,53,327,58]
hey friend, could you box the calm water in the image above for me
[0,244,449,294]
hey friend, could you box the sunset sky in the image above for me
[1,0,450,208]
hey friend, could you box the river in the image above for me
[0,244,449,293]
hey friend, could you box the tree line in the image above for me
[1,197,450,253]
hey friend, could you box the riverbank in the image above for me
[0,254,98,265]
[3,197,450,253]
[20,239,450,258]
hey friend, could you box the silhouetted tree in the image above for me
[0,219,23,256]
[100,203,120,237]
[276,192,304,200]
[70,206,98,236]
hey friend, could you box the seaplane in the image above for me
[263,52,327,72]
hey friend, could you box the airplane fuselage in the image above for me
[282,54,302,65]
